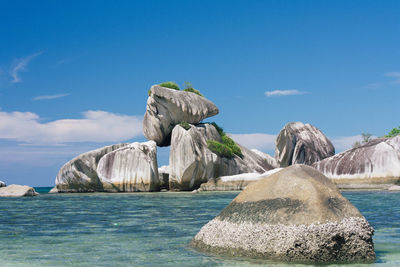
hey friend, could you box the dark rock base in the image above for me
[191,217,376,263]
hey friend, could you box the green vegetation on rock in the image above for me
[207,122,243,158]
[207,140,233,158]
[352,133,373,148]
[159,81,180,90]
[385,126,400,138]
[183,82,203,96]
[179,121,191,131]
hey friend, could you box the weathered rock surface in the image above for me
[48,187,58,193]
[191,165,375,263]
[313,136,400,185]
[143,85,219,146]
[275,122,335,167]
[388,185,400,191]
[0,180,5,187]
[169,123,276,191]
[158,165,170,190]
[251,149,279,168]
[97,141,160,192]
[55,143,128,192]
[200,168,283,191]
[0,184,39,197]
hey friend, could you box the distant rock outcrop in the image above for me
[200,168,283,191]
[56,143,128,192]
[143,85,219,146]
[313,136,400,186]
[191,165,376,263]
[97,141,160,192]
[275,122,335,167]
[251,149,279,168]
[158,165,170,190]
[169,123,276,191]
[0,184,39,197]
[0,181,5,187]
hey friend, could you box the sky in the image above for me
[0,0,399,186]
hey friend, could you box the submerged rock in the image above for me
[97,141,160,192]
[0,181,5,187]
[191,165,375,263]
[169,123,276,191]
[56,143,128,192]
[275,122,335,167]
[143,85,219,146]
[313,136,400,186]
[0,184,39,197]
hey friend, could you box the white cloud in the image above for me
[0,110,143,144]
[229,133,276,151]
[10,51,43,83]
[33,93,70,101]
[384,72,400,84]
[265,90,305,97]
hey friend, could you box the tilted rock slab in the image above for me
[313,136,400,185]
[191,165,375,263]
[169,123,276,191]
[143,85,219,146]
[0,184,39,197]
[55,143,128,192]
[275,122,335,167]
[97,141,160,192]
[251,149,279,168]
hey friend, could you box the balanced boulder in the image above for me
[56,143,128,192]
[143,85,219,146]
[313,136,400,187]
[169,123,276,191]
[191,164,375,263]
[97,141,160,192]
[275,122,335,167]
[0,184,39,197]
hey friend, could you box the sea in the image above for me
[0,189,399,266]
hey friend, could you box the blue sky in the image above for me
[1,0,399,186]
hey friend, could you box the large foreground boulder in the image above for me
[191,165,375,263]
[275,122,335,167]
[0,185,39,197]
[143,85,219,146]
[313,136,400,187]
[56,143,128,192]
[0,180,5,187]
[169,123,276,191]
[96,141,160,192]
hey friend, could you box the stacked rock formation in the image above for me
[191,165,376,263]
[168,123,276,190]
[313,136,400,187]
[275,122,335,167]
[143,85,219,146]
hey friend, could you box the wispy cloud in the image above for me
[229,133,276,151]
[33,93,70,101]
[0,109,143,144]
[385,72,400,84]
[265,89,306,97]
[10,51,43,83]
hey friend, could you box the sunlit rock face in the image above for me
[313,136,400,185]
[169,123,276,191]
[97,141,160,192]
[143,85,219,146]
[250,149,279,168]
[56,144,128,192]
[275,122,335,167]
[0,181,5,187]
[0,184,39,197]
[191,165,376,263]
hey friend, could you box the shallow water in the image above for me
[0,190,399,266]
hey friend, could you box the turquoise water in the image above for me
[0,190,399,266]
